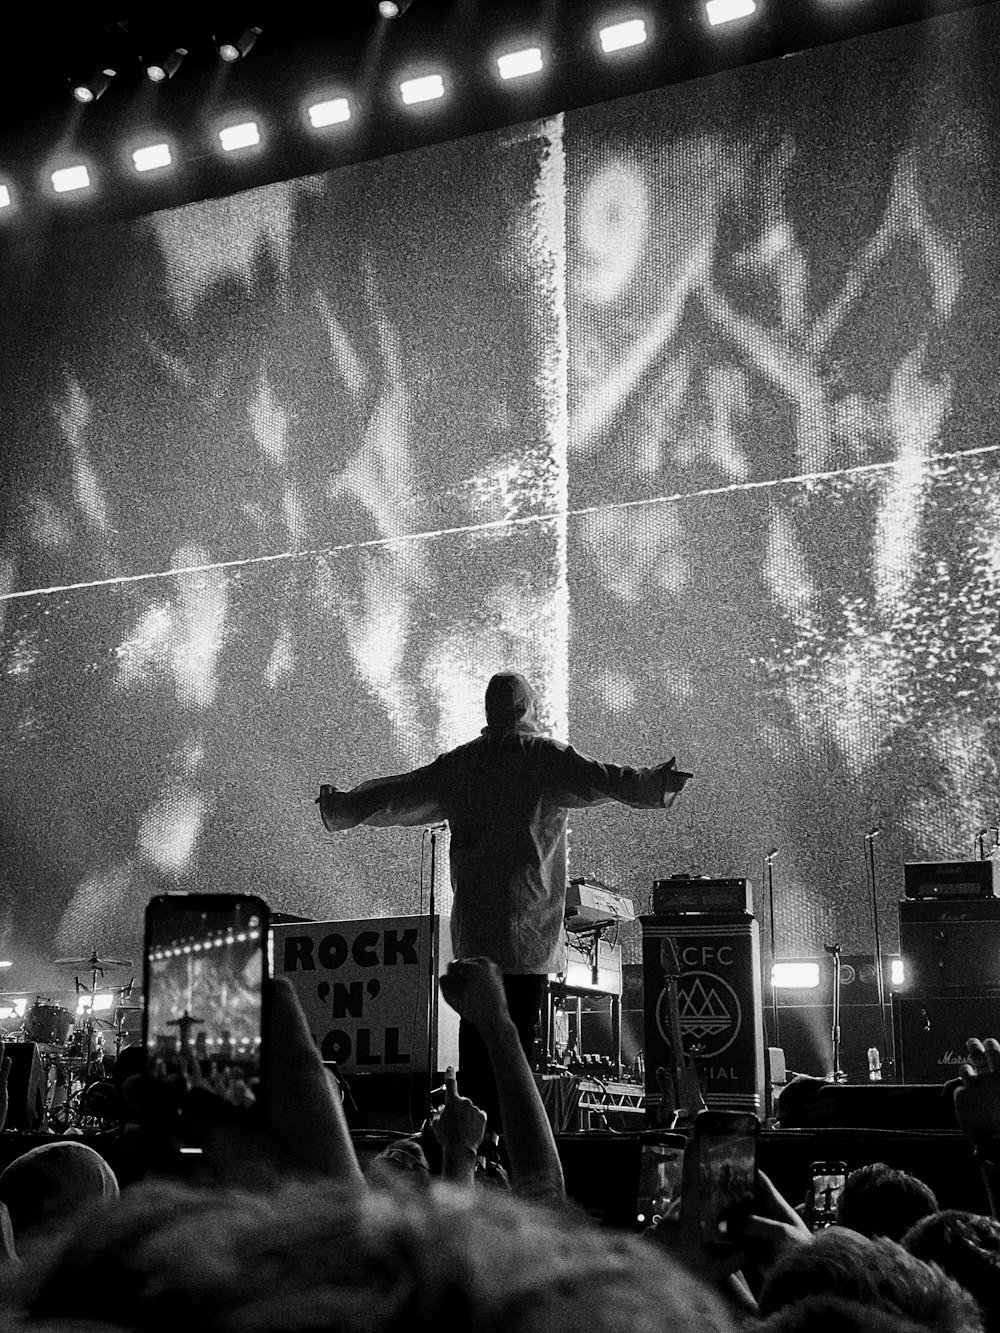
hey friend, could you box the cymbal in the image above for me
[54,956,133,968]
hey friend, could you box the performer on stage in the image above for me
[317,671,691,1132]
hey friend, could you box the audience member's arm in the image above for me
[439,957,565,1202]
[954,1035,1000,1218]
[184,977,366,1192]
[0,1041,10,1134]
[431,1067,487,1190]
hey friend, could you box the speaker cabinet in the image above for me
[892,991,1000,1084]
[3,1043,44,1132]
[899,898,1000,990]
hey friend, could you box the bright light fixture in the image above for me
[497,47,544,80]
[772,962,821,989]
[707,0,756,24]
[78,992,115,1014]
[308,98,351,128]
[891,958,905,986]
[400,74,444,105]
[0,958,11,967]
[0,187,10,209]
[599,19,648,52]
[379,0,414,15]
[52,165,91,194]
[219,122,261,152]
[133,143,172,172]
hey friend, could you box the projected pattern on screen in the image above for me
[0,10,998,982]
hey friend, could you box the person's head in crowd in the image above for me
[0,1141,119,1252]
[757,1226,982,1332]
[903,1210,1000,1333]
[756,1293,965,1333]
[837,1162,939,1241]
[364,1136,432,1190]
[16,1177,737,1333]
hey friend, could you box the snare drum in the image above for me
[25,1002,73,1046]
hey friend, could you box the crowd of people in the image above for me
[0,961,995,1332]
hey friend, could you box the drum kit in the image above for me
[1,950,140,1131]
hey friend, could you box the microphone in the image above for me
[865,828,881,840]
[765,847,778,860]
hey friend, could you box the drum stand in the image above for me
[52,950,132,1129]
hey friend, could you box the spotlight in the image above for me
[132,143,172,172]
[216,26,262,62]
[51,165,91,194]
[145,47,187,83]
[706,0,756,25]
[307,97,351,128]
[497,47,544,80]
[400,74,444,104]
[0,187,10,209]
[771,962,820,989]
[599,19,648,52]
[71,67,116,103]
[219,121,261,151]
[376,0,415,15]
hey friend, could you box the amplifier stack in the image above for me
[894,860,1000,1082]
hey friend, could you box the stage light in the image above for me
[145,47,187,83]
[599,19,648,52]
[51,165,91,194]
[400,74,444,105]
[0,959,11,967]
[219,121,261,151]
[71,68,116,103]
[707,0,756,24]
[77,992,115,1014]
[772,961,820,988]
[377,0,415,16]
[132,143,172,172]
[307,97,351,128]
[497,48,544,80]
[891,958,905,986]
[0,187,10,209]
[216,27,262,62]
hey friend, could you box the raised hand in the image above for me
[954,1036,1000,1143]
[431,1066,488,1187]
[438,958,511,1037]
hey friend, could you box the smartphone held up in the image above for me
[143,894,270,1112]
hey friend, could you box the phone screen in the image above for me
[690,1112,758,1249]
[636,1133,686,1227]
[143,894,269,1108]
[811,1164,846,1227]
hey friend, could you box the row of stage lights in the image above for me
[150,928,261,963]
[0,1,769,212]
[772,958,906,990]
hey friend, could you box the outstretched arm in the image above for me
[317,765,446,831]
[544,742,692,811]
[440,957,565,1203]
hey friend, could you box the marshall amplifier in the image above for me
[652,877,753,916]
[899,897,1000,991]
[892,991,1000,1083]
[903,860,999,899]
[641,913,765,1117]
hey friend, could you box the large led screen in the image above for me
[1,8,998,995]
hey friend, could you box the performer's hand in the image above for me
[439,957,511,1036]
[954,1036,1000,1143]
[430,1066,487,1157]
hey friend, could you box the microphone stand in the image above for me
[865,831,891,1075]
[426,827,440,1112]
[765,851,779,1048]
[824,943,846,1083]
